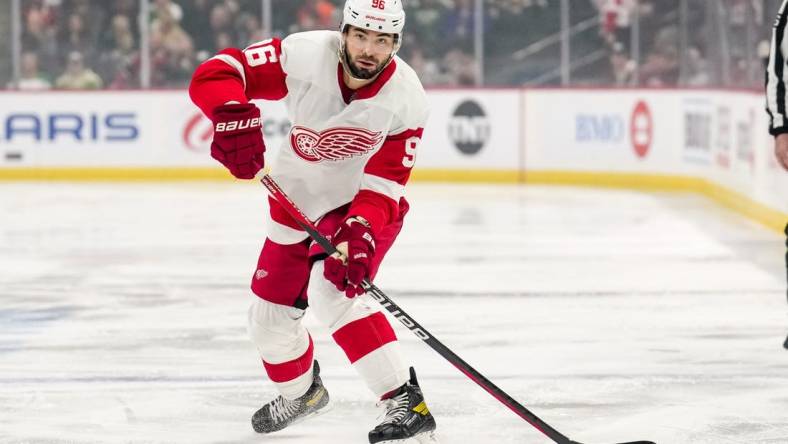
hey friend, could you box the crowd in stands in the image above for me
[4,0,772,90]
[13,0,140,89]
[597,0,769,87]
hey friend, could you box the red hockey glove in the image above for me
[323,217,376,298]
[211,103,265,179]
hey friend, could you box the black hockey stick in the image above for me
[259,172,655,444]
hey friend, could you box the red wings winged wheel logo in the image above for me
[290,126,384,162]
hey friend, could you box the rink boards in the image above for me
[0,88,785,231]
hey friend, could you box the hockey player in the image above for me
[765,0,788,350]
[188,0,437,441]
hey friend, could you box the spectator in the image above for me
[69,0,107,41]
[149,6,196,87]
[60,13,94,64]
[183,0,216,54]
[55,51,103,90]
[106,60,139,90]
[639,25,679,86]
[151,6,193,58]
[442,46,478,85]
[296,0,337,32]
[101,12,134,50]
[109,0,139,22]
[408,0,446,56]
[683,46,710,87]
[407,46,446,85]
[237,12,265,47]
[214,31,234,53]
[728,0,755,58]
[440,0,477,53]
[599,0,636,52]
[21,6,58,73]
[10,52,52,91]
[110,14,136,51]
[206,3,237,54]
[100,14,140,89]
[153,0,184,23]
[608,42,636,86]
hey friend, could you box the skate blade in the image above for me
[290,401,333,428]
[377,430,439,444]
[416,431,439,444]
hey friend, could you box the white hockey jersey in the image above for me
[190,31,430,244]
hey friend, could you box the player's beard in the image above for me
[347,53,386,80]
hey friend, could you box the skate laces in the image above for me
[376,391,410,425]
[270,396,300,423]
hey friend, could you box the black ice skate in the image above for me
[368,367,437,444]
[251,360,330,433]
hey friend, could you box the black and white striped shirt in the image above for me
[767,0,788,135]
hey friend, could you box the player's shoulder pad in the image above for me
[380,57,430,129]
[280,30,340,80]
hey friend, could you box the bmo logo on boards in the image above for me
[448,100,490,155]
[575,114,625,143]
[573,99,651,159]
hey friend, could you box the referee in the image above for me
[765,0,788,349]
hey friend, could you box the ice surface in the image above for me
[0,182,786,444]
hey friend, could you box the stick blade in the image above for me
[617,442,657,444]
[616,442,656,444]
[569,441,656,444]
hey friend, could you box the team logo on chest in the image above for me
[289,126,384,162]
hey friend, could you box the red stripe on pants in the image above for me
[332,312,397,364]
[263,335,314,383]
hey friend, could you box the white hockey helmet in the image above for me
[340,0,406,48]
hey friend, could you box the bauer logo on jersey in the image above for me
[289,126,383,162]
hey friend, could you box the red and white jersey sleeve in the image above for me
[347,126,424,234]
[190,31,430,244]
[189,39,288,119]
